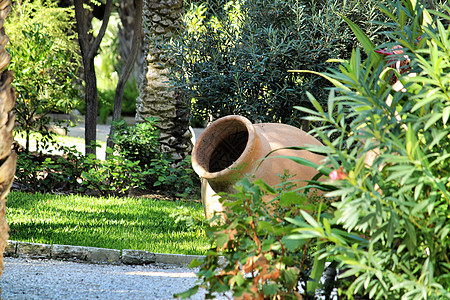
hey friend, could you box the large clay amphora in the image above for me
[191,115,325,218]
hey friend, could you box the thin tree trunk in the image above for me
[0,0,18,276]
[74,0,113,158]
[84,60,98,155]
[117,0,145,82]
[106,0,143,152]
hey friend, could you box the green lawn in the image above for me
[6,191,210,255]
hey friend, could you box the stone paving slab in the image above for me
[4,240,203,267]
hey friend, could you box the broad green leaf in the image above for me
[231,272,245,287]
[262,283,278,296]
[280,191,300,208]
[258,221,274,233]
[189,258,204,268]
[282,267,300,289]
[173,285,199,299]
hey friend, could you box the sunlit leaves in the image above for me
[288,1,450,298]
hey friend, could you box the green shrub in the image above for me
[110,118,201,198]
[14,144,88,193]
[110,117,161,169]
[286,1,450,298]
[176,177,335,299]
[167,0,389,127]
[7,1,81,152]
[146,154,201,199]
[177,2,450,299]
[14,117,200,198]
[80,148,151,197]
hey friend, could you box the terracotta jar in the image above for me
[191,115,325,218]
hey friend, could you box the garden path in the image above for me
[0,257,225,299]
[64,123,204,160]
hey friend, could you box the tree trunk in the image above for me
[136,0,192,162]
[84,60,98,155]
[106,0,143,152]
[74,0,113,158]
[117,0,146,85]
[0,0,18,276]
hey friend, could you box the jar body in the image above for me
[191,115,325,218]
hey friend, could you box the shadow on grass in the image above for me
[7,192,209,255]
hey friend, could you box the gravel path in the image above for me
[0,257,213,300]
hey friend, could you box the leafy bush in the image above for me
[167,0,389,127]
[146,154,201,198]
[14,119,201,198]
[80,148,151,197]
[110,118,201,198]
[7,1,81,151]
[110,117,161,169]
[176,2,450,299]
[284,1,450,298]
[176,177,336,299]
[14,144,88,194]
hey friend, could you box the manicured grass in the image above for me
[6,191,210,255]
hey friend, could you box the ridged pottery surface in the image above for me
[191,115,325,219]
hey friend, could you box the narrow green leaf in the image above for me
[307,243,326,294]
[338,13,382,66]
[323,218,331,236]
[377,3,397,22]
[443,106,450,124]
[300,210,319,228]
[289,70,350,91]
[424,113,442,131]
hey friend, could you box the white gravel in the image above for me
[0,257,214,300]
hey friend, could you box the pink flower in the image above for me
[375,45,409,74]
[329,167,347,181]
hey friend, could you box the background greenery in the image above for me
[14,119,201,199]
[178,1,450,299]
[167,0,389,128]
[6,0,81,152]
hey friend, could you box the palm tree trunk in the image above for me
[136,0,192,162]
[0,0,18,276]
[118,0,146,85]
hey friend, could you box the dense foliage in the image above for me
[6,0,81,152]
[15,119,200,198]
[178,1,450,299]
[167,0,389,127]
[289,1,450,297]
[176,178,335,299]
